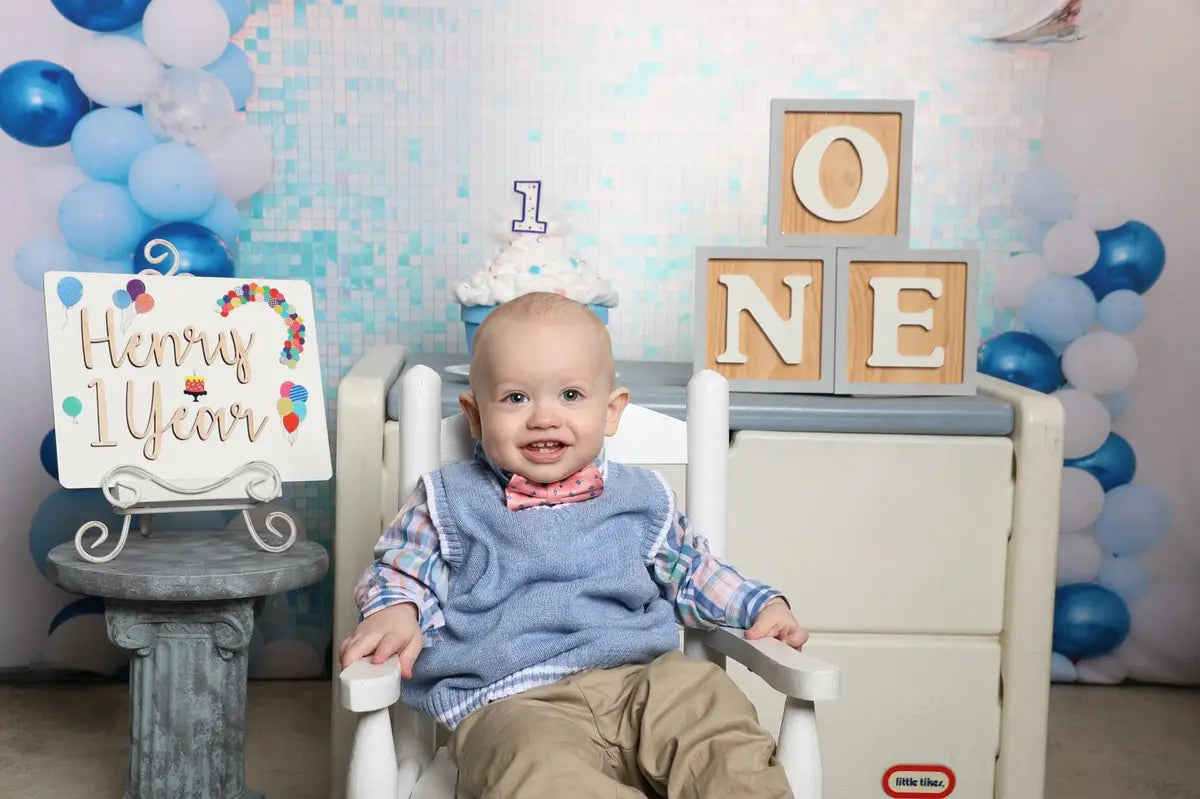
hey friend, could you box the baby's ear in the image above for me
[604,387,631,437]
[459,392,484,440]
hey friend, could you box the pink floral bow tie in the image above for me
[506,464,604,511]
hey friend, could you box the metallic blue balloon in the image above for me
[39,429,59,481]
[0,60,92,147]
[1053,583,1131,660]
[977,331,1064,394]
[133,221,236,278]
[50,0,152,32]
[1065,432,1136,491]
[1079,221,1166,299]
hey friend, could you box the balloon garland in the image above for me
[4,0,270,290]
[978,166,1171,684]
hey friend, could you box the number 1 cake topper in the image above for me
[511,180,548,234]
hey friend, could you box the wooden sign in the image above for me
[834,248,978,396]
[693,247,836,392]
[767,98,913,248]
[43,272,332,497]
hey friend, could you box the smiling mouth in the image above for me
[522,441,567,463]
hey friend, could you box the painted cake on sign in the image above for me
[454,187,618,356]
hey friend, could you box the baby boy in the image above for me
[341,291,808,798]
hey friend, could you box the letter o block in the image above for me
[693,247,836,393]
[834,248,979,396]
[768,99,913,247]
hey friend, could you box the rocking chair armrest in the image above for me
[339,657,403,713]
[704,626,840,702]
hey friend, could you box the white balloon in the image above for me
[71,34,164,108]
[1061,331,1139,395]
[1073,190,1129,231]
[993,252,1048,311]
[1050,652,1078,682]
[1053,387,1112,459]
[143,68,236,146]
[1041,218,1101,276]
[30,162,87,217]
[1075,654,1127,685]
[1056,530,1102,584]
[200,120,275,201]
[1060,468,1105,534]
[143,0,230,68]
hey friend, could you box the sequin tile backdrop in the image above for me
[230,0,1048,672]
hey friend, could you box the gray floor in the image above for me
[0,680,1197,798]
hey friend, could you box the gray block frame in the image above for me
[693,246,837,394]
[833,246,980,397]
[767,98,915,249]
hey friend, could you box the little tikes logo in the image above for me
[882,764,956,797]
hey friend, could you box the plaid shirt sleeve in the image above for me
[650,511,783,629]
[353,479,448,639]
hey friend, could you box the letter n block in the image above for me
[693,247,836,393]
[768,99,913,248]
[834,248,979,396]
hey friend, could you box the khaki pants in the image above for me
[447,650,793,799]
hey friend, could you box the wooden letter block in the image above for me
[693,247,836,393]
[768,99,913,248]
[834,248,979,396]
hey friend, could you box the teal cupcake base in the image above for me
[462,302,610,358]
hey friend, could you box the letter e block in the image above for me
[834,248,979,396]
[693,247,836,393]
[768,99,913,247]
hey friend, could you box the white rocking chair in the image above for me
[338,364,840,798]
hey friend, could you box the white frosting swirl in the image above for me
[454,232,618,307]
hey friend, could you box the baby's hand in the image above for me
[746,597,809,649]
[338,603,423,677]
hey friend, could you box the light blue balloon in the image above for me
[70,107,156,183]
[1094,483,1171,557]
[56,276,84,307]
[1096,289,1146,334]
[1097,390,1131,420]
[1014,166,1074,224]
[112,288,132,309]
[13,237,82,290]
[128,142,218,221]
[204,43,255,110]
[1098,555,1150,603]
[1019,275,1096,343]
[292,401,307,422]
[195,194,241,244]
[1022,219,1052,252]
[79,255,136,275]
[216,0,251,33]
[58,180,152,259]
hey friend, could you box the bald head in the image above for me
[469,292,615,391]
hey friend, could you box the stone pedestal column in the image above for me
[108,600,262,799]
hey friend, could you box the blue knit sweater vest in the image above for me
[400,453,681,727]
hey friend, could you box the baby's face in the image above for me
[461,316,628,484]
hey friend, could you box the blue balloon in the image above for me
[57,276,84,308]
[13,237,83,291]
[1020,275,1096,343]
[1098,555,1150,604]
[1079,221,1166,299]
[39,429,59,480]
[1053,583,1131,659]
[70,107,156,182]
[288,385,309,403]
[133,221,236,278]
[59,181,152,259]
[113,288,132,309]
[977,331,1063,394]
[128,142,218,221]
[216,0,251,33]
[50,0,151,32]
[48,595,105,636]
[195,195,241,245]
[1064,432,1136,491]
[1013,166,1074,224]
[1096,289,1146,334]
[0,60,92,147]
[204,43,255,110]
[1097,390,1131,420]
[1094,483,1171,557]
